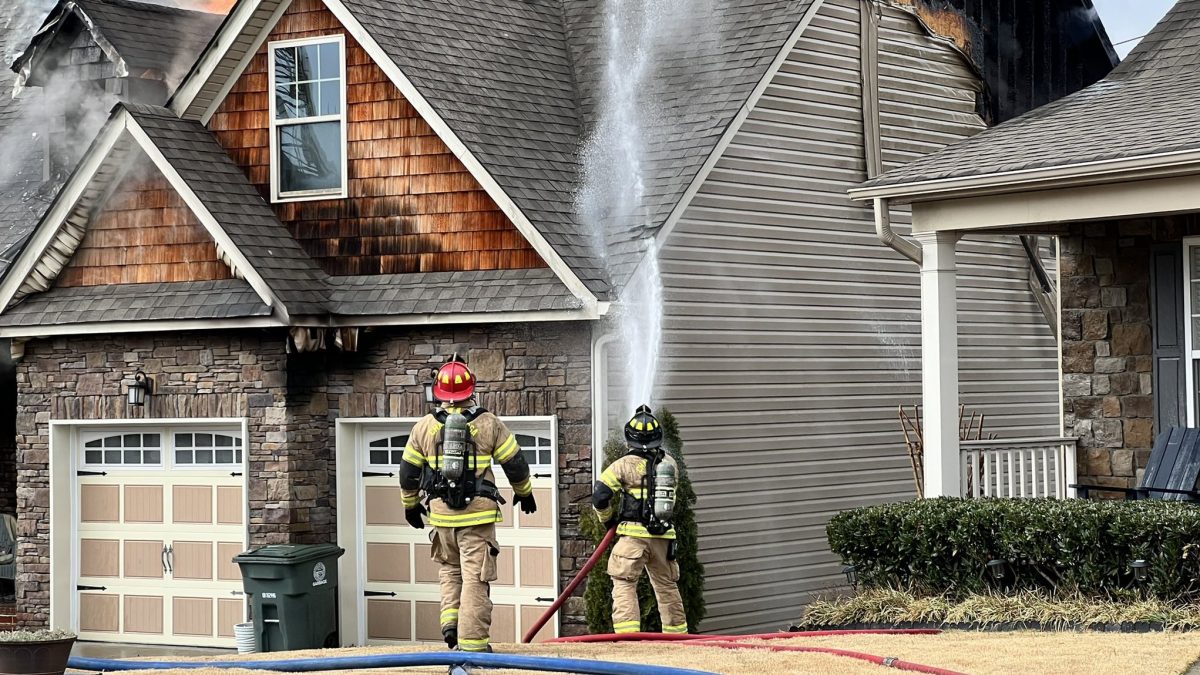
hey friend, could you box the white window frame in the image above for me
[1183,237,1200,427]
[267,34,348,203]
[360,417,556,470]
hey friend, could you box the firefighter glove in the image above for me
[515,492,538,514]
[404,503,427,529]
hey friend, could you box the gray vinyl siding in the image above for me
[657,0,1059,633]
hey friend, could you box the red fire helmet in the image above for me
[432,360,476,403]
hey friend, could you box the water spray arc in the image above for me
[578,0,690,416]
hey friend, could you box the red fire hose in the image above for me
[522,526,618,643]
[546,628,943,644]
[688,640,966,675]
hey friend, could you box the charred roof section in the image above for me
[886,0,1117,124]
[12,0,223,100]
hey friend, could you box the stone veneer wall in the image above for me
[14,321,594,633]
[1059,218,1198,489]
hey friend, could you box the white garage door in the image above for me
[75,426,247,647]
[359,417,560,644]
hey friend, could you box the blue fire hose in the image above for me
[68,651,718,674]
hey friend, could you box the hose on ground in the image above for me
[691,641,966,675]
[545,628,943,644]
[67,651,718,675]
[522,525,617,643]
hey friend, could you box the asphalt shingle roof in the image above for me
[339,0,815,291]
[860,0,1200,192]
[76,0,223,89]
[0,279,270,326]
[328,269,582,316]
[563,0,815,281]
[0,3,54,277]
[125,103,331,316]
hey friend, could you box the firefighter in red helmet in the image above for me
[398,356,537,652]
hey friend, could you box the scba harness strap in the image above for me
[619,450,672,536]
[422,406,506,510]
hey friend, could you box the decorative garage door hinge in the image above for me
[363,590,396,597]
[362,471,394,478]
[76,585,107,591]
[76,470,106,476]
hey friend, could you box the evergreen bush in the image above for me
[580,408,706,633]
[828,497,1200,601]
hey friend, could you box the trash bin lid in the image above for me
[233,543,345,566]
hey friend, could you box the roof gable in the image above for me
[12,0,223,92]
[853,0,1200,196]
[0,103,328,320]
[207,1,552,277]
[56,149,238,287]
[170,0,828,295]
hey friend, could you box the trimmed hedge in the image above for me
[828,497,1200,601]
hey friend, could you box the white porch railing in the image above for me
[960,437,1078,499]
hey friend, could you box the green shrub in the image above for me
[580,408,706,632]
[794,588,1200,630]
[827,497,1200,601]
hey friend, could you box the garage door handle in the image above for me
[364,591,396,597]
[165,545,174,573]
[161,546,168,574]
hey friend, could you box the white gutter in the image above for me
[849,147,1200,203]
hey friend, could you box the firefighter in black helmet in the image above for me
[592,405,687,634]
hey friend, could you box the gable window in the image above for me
[269,36,347,201]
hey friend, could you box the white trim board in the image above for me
[0,316,284,339]
[909,172,1200,234]
[169,0,599,308]
[849,150,1200,204]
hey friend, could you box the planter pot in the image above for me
[0,637,76,675]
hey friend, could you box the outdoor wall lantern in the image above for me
[127,370,153,406]
[1131,559,1150,583]
[424,369,437,404]
[986,559,1007,581]
[841,564,858,589]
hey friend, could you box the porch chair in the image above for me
[1072,427,1200,500]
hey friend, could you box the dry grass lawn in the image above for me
[112,631,1200,675]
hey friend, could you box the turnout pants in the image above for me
[607,535,688,634]
[431,523,500,651]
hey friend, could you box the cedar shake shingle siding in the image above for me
[207,0,548,277]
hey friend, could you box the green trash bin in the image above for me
[233,543,345,652]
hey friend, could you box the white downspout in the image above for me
[590,331,617,480]
[874,197,923,265]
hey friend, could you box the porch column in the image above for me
[916,231,961,497]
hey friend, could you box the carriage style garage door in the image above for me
[74,426,247,647]
[357,417,560,644]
